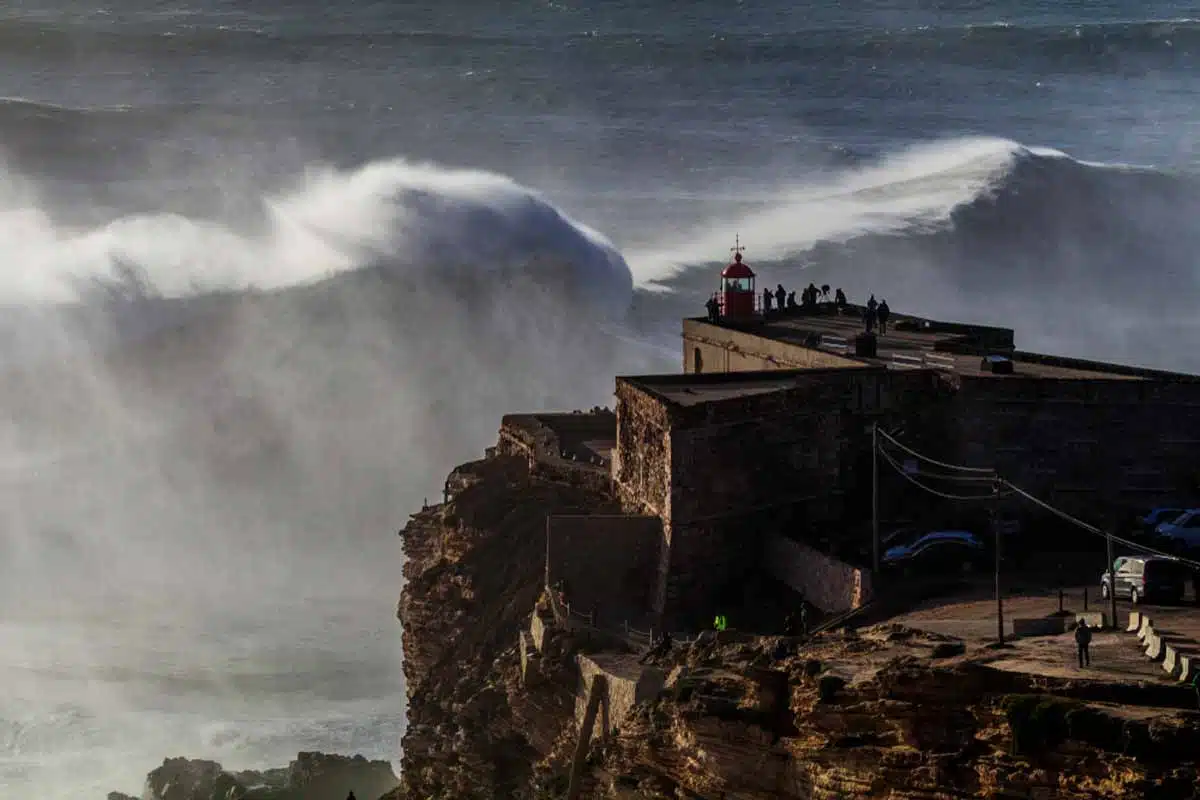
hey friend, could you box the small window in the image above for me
[693,347,703,374]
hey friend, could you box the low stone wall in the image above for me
[575,652,665,741]
[762,533,873,614]
[1012,613,1106,638]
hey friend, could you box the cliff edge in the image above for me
[394,423,1200,799]
[394,441,620,799]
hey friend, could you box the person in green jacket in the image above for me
[713,614,727,632]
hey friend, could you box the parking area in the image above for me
[886,585,1200,685]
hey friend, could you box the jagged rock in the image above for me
[144,758,243,800]
[138,753,397,800]
[108,793,139,800]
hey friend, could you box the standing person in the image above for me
[1075,620,1093,668]
[877,299,891,335]
[799,600,810,637]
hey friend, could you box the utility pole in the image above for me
[1107,526,1117,630]
[992,479,1004,646]
[872,422,880,574]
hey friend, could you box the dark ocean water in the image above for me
[0,2,1197,796]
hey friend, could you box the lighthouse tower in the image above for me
[719,236,756,319]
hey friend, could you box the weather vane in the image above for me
[731,234,744,258]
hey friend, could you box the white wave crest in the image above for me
[626,136,1065,286]
[0,158,634,315]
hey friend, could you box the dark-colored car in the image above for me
[1155,509,1200,552]
[883,530,987,574]
[1101,555,1189,605]
[1135,507,1186,537]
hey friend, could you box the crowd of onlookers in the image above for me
[704,281,894,336]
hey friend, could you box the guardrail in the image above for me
[819,334,849,354]
[890,351,957,372]
[546,585,595,629]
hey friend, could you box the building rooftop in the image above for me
[691,304,1195,382]
[501,411,615,469]
[620,367,873,407]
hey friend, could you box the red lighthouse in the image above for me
[719,236,756,319]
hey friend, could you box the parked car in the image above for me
[1101,555,1189,605]
[1134,507,1187,538]
[1154,509,1200,551]
[883,530,987,574]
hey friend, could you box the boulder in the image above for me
[144,758,243,800]
[139,753,398,800]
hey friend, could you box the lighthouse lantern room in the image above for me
[719,235,756,319]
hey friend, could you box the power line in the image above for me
[877,440,997,484]
[878,445,1006,502]
[877,428,1200,569]
[876,427,995,475]
[1000,479,1200,571]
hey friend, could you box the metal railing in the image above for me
[545,584,595,629]
[889,351,957,372]
[819,334,849,354]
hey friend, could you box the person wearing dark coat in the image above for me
[835,287,847,307]
[775,284,786,310]
[877,299,891,334]
[762,287,772,312]
[1075,620,1093,668]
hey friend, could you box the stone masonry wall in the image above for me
[681,319,861,374]
[612,381,672,517]
[546,514,661,628]
[762,533,873,614]
[659,368,946,625]
[574,652,666,741]
[954,377,1200,517]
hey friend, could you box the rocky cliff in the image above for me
[395,441,1200,799]
[394,450,620,799]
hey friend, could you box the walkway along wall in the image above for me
[545,514,661,627]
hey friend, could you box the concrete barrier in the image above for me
[1126,611,1142,633]
[1013,617,1068,637]
[1163,644,1181,678]
[1137,617,1154,642]
[1178,654,1196,684]
[1076,612,1106,629]
[1145,631,1164,661]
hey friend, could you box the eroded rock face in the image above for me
[587,631,1200,799]
[395,451,620,799]
[138,752,397,800]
